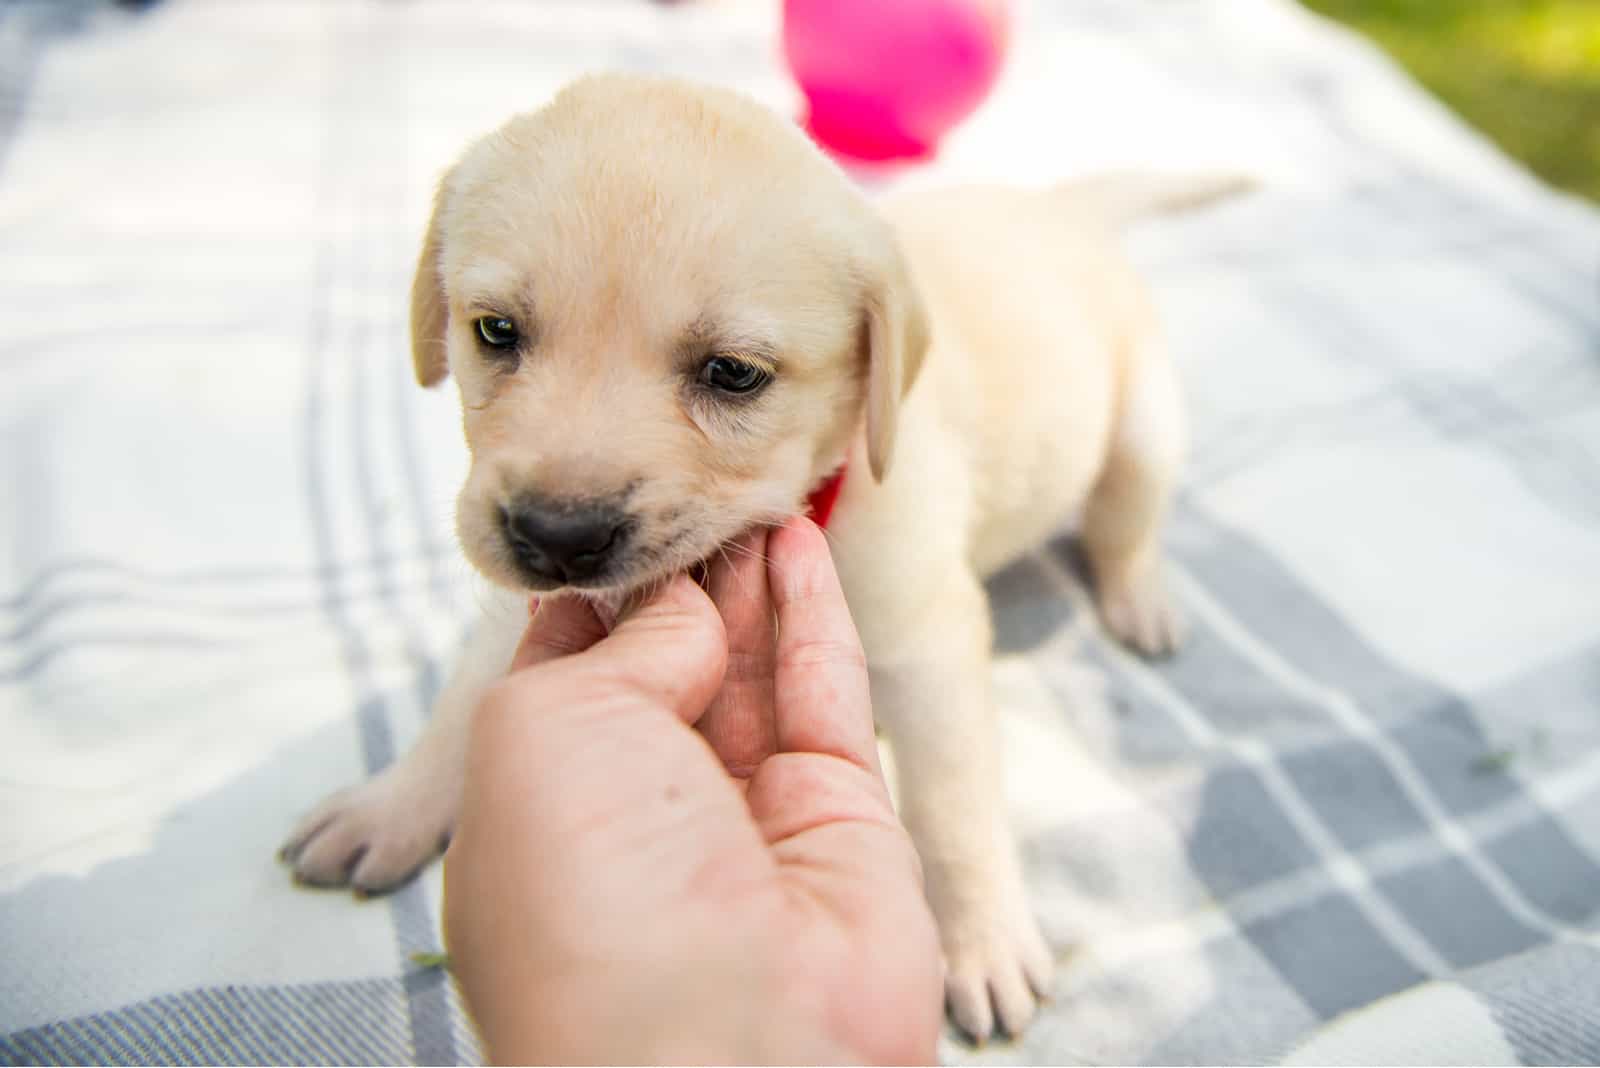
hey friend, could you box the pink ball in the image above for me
[783,0,1010,163]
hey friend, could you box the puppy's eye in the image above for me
[474,316,520,350]
[699,355,770,395]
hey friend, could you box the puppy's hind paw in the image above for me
[279,768,456,896]
[1095,571,1186,659]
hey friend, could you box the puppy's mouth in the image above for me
[500,512,777,600]
[496,469,839,597]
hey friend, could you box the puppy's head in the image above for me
[411,75,928,594]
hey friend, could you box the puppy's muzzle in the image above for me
[500,495,632,585]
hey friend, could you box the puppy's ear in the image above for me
[409,180,452,388]
[863,231,930,482]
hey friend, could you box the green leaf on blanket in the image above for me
[409,951,452,971]
[1470,747,1518,775]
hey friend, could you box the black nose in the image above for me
[502,500,629,584]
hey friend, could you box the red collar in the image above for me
[805,465,847,529]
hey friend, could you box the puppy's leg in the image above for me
[280,605,522,893]
[1082,335,1186,657]
[871,571,1052,1042]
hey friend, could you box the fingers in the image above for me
[502,517,868,776]
[767,518,881,777]
[461,573,739,875]
[567,573,728,727]
[495,575,727,732]
[509,594,608,671]
[697,528,780,779]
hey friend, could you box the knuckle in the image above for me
[669,605,728,680]
[778,634,867,675]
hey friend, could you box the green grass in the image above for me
[1301,0,1600,200]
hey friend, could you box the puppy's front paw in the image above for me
[1095,569,1185,658]
[942,898,1054,1043]
[279,765,456,895]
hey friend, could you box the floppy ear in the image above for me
[863,231,931,482]
[408,180,452,388]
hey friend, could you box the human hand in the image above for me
[443,518,942,1065]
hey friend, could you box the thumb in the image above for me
[464,573,738,856]
[562,573,730,728]
[508,594,608,672]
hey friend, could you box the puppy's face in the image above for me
[411,76,927,595]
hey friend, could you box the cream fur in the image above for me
[280,74,1248,1042]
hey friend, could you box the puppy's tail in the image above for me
[1047,171,1258,226]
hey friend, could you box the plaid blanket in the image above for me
[3,0,1598,1064]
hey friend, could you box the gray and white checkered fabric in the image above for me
[2,1,1596,1064]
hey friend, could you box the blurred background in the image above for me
[1304,0,1600,201]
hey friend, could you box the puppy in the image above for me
[280,73,1246,1040]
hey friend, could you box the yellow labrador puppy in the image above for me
[281,73,1247,1040]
